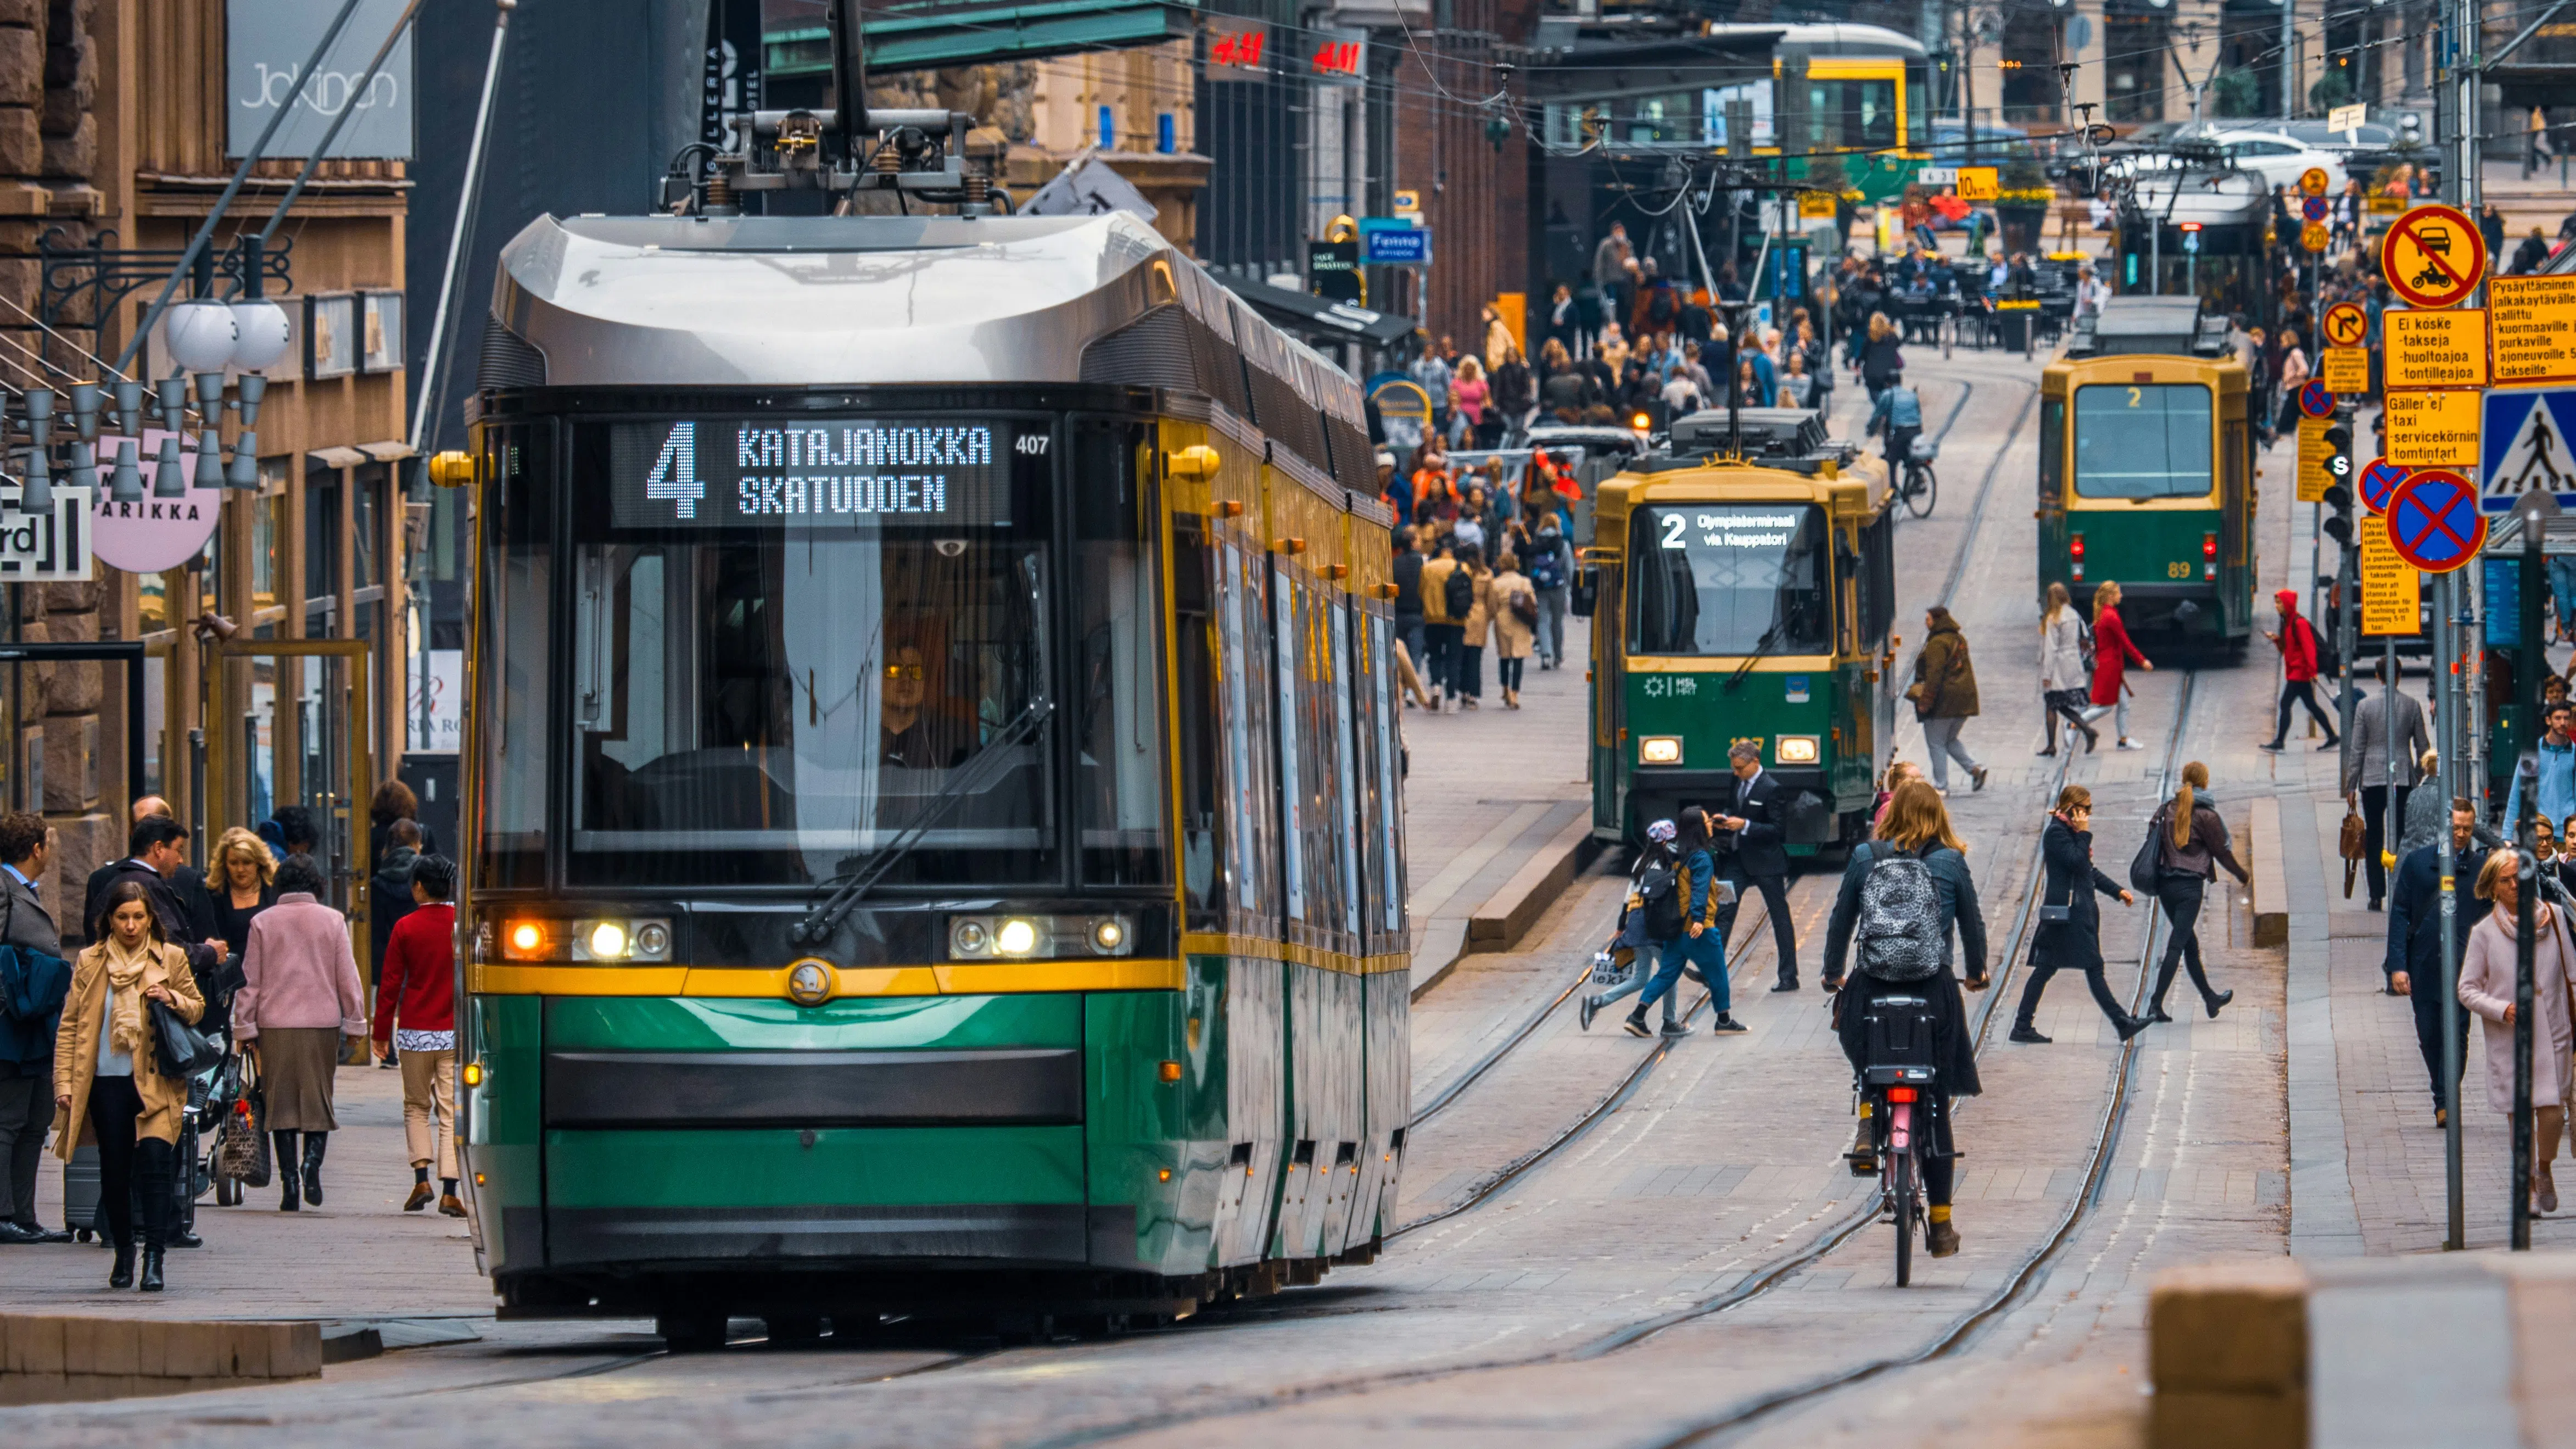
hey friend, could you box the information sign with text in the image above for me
[2489,275,2576,387]
[2384,308,2487,389]
[2383,388,2481,466]
[2359,514,2420,636]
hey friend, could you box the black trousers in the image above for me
[1498,656,1524,691]
[2270,679,2338,745]
[0,1073,52,1227]
[1718,866,1798,983]
[2153,875,2217,1008]
[2359,785,2411,905]
[2408,958,2472,1110]
[1423,623,1463,694]
[2015,958,2129,1029]
[86,1076,175,1249]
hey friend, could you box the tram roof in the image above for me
[2125,168,2271,227]
[483,210,1366,433]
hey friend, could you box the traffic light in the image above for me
[2321,423,2355,547]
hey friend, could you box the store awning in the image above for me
[1216,276,1417,349]
[306,447,367,470]
[359,441,415,462]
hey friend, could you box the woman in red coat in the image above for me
[2086,581,2153,750]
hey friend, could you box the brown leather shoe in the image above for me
[438,1194,468,1218]
[403,1181,434,1212]
[1927,1219,1961,1258]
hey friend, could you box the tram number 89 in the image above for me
[2167,561,2194,578]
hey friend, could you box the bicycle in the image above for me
[1896,435,1938,519]
[1852,992,1940,1286]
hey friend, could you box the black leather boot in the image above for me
[275,1130,300,1210]
[138,1244,165,1292]
[108,1236,135,1289]
[301,1132,329,1207]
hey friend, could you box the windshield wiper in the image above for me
[1724,621,1786,694]
[790,696,1055,946]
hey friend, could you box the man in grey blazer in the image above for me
[2341,658,2431,911]
[0,810,65,1243]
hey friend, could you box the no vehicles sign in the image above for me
[2480,387,2576,513]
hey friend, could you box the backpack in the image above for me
[1854,844,1944,982]
[1444,566,1476,621]
[1638,855,1685,941]
[1528,539,1566,590]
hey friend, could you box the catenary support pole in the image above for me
[408,0,517,455]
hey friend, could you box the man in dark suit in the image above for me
[83,816,219,962]
[81,796,213,950]
[2384,799,2487,1127]
[1711,739,1801,991]
[0,810,66,1243]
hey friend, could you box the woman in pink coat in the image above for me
[233,855,366,1212]
[2085,581,2153,751]
[2459,852,2576,1214]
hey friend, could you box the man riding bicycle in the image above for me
[1868,377,1924,483]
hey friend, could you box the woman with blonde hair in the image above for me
[2037,582,2099,755]
[197,826,278,1040]
[2460,850,2576,1213]
[2086,580,2153,750]
[2012,784,2147,1044]
[2143,762,2250,1022]
[1823,779,1986,1257]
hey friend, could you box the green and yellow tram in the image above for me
[2041,298,2257,647]
[1577,410,1896,850]
[445,206,1407,1342]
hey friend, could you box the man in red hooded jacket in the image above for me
[2260,588,2341,751]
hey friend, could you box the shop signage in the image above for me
[90,431,219,574]
[0,487,92,581]
[226,0,415,159]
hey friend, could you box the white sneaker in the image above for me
[2116,739,2145,751]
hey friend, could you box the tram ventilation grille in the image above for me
[1081,306,1201,394]
[478,315,547,390]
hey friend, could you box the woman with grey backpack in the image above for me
[1821,780,1986,1258]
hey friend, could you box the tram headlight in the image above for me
[1638,736,1683,765]
[566,917,674,963]
[1776,735,1821,764]
[946,914,1137,960]
[501,921,550,961]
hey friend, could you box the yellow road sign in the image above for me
[1955,166,1999,202]
[2383,388,2482,466]
[1393,190,1421,214]
[2359,514,2421,636]
[1798,192,1837,220]
[2489,274,2576,387]
[2384,308,2488,389]
[2300,166,2332,197]
[2301,221,2332,253]
[2322,345,2370,393]
[2367,193,2404,217]
[2296,416,2333,503]
[2323,301,2369,348]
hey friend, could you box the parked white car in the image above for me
[2203,129,2353,192]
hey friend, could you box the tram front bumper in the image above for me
[1629,767,1835,845]
[2111,582,2220,634]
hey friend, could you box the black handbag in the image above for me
[2129,816,2165,896]
[149,997,223,1078]
[2038,881,2073,926]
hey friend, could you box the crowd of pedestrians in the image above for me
[0,779,457,1289]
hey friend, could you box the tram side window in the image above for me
[1216,539,1280,935]
[2072,384,2214,501]
[476,422,549,889]
[1274,567,1311,929]
[1369,612,1405,944]
[2038,399,2065,510]
[1073,420,1171,888]
[1352,609,1403,951]
[1330,597,1362,947]
[1805,77,1897,153]
[1174,517,1225,929]
[1629,504,1831,657]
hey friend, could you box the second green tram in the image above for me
[1579,410,1897,850]
[2041,299,2256,647]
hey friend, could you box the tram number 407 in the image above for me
[1015,434,1049,455]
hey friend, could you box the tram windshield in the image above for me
[2072,383,2215,501]
[1627,503,1831,657]
[559,416,1059,887]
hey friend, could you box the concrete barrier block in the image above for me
[2149,1258,2310,1395]
[1466,814,1599,955]
[3,1314,64,1376]
[217,1321,269,1379]
[65,1316,138,1377]
[156,1319,222,1380]
[265,1322,322,1380]
[2148,1389,2307,1449]
[2247,796,2289,948]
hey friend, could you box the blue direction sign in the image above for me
[2297,379,2334,417]
[2479,386,2576,514]
[2387,468,2487,573]
[1358,218,1431,265]
[2356,456,2409,515]
[2302,195,2331,222]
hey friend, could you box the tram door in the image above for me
[208,640,376,954]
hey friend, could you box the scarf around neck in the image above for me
[102,937,159,1061]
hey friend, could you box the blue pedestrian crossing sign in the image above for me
[2480,387,2576,514]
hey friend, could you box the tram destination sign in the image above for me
[607,418,1015,530]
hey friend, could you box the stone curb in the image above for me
[0,1313,322,1406]
[2248,795,2290,948]
[1412,816,1607,1002]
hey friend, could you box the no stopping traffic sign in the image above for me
[2385,468,2487,572]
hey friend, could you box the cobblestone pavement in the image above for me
[0,345,2328,1449]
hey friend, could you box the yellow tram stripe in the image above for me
[470,959,1186,998]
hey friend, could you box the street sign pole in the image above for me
[2437,564,2465,1250]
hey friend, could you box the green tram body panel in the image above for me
[1580,456,1897,849]
[469,960,1406,1299]
[2038,354,2256,644]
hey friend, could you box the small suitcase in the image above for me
[60,1142,101,1242]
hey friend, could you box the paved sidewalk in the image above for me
[8,1061,491,1322]
[1400,608,1594,996]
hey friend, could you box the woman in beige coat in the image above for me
[1455,553,1496,709]
[1488,552,1538,709]
[2459,852,2576,1214]
[53,880,203,1292]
